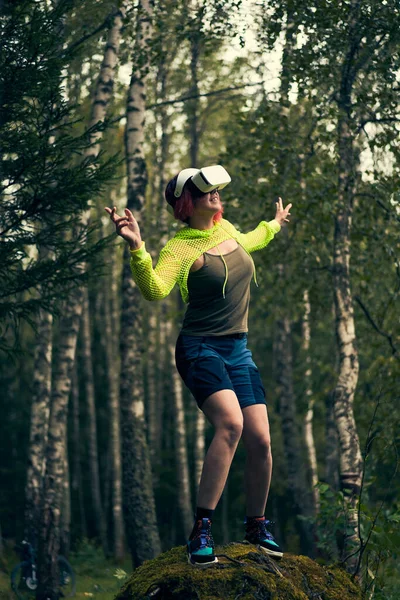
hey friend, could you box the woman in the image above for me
[105,165,292,568]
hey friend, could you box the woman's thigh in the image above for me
[201,389,244,431]
[241,404,271,451]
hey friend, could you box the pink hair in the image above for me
[165,174,224,224]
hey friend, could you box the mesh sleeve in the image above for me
[237,219,281,253]
[129,241,180,301]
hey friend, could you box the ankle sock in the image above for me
[246,515,265,528]
[195,507,215,522]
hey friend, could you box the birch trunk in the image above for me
[120,0,161,566]
[274,8,315,557]
[330,0,364,572]
[325,389,340,490]
[326,304,340,490]
[102,237,125,560]
[36,11,125,597]
[37,289,82,600]
[24,279,53,546]
[146,305,160,467]
[156,304,168,452]
[166,314,193,536]
[70,362,87,537]
[81,287,107,550]
[187,20,206,487]
[274,311,315,556]
[332,107,362,567]
[302,289,320,515]
[60,429,71,557]
[146,59,171,467]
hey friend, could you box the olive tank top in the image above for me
[180,244,254,336]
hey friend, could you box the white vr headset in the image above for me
[174,165,231,198]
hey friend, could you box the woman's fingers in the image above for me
[125,208,135,222]
[105,206,118,221]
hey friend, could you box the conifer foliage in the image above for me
[0,0,117,351]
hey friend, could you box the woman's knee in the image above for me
[216,418,243,447]
[246,434,272,458]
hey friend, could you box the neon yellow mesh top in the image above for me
[129,217,281,303]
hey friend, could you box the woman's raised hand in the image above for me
[104,206,142,249]
[274,197,292,226]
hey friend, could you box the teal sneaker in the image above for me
[244,517,283,559]
[187,518,218,567]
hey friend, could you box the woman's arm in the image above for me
[129,242,181,301]
[105,205,180,301]
[232,197,292,253]
[237,219,281,253]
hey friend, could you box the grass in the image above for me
[0,539,132,600]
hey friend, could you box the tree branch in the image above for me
[354,295,399,358]
[61,6,133,58]
[147,80,266,110]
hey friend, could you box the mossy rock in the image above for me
[115,542,361,600]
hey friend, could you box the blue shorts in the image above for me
[175,332,267,410]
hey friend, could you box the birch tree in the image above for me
[80,287,107,550]
[260,0,400,571]
[120,0,161,565]
[101,215,125,560]
[36,7,125,597]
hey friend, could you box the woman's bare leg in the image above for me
[196,389,243,509]
[241,404,272,516]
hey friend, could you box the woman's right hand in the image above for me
[104,206,142,249]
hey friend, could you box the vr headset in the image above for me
[174,165,231,198]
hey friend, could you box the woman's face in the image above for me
[192,189,221,215]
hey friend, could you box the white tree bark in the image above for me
[80,287,107,550]
[37,10,126,597]
[102,230,125,560]
[70,361,87,537]
[166,316,193,536]
[333,112,363,569]
[120,0,161,565]
[24,286,53,546]
[302,288,320,515]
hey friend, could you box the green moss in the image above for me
[114,543,362,600]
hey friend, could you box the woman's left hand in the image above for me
[275,197,292,226]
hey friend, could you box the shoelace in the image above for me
[247,518,275,541]
[191,519,212,548]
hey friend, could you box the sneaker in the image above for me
[187,518,218,567]
[244,517,283,559]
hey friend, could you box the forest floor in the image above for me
[0,539,130,600]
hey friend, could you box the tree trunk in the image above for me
[37,289,82,600]
[60,428,71,557]
[166,312,193,537]
[102,239,125,560]
[187,19,207,488]
[146,304,160,471]
[36,10,125,597]
[332,105,362,569]
[24,288,53,546]
[326,302,340,491]
[302,288,320,515]
[120,0,161,566]
[70,361,87,538]
[274,312,316,557]
[156,304,168,454]
[274,5,316,557]
[325,389,340,489]
[80,287,107,550]
[194,408,206,490]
